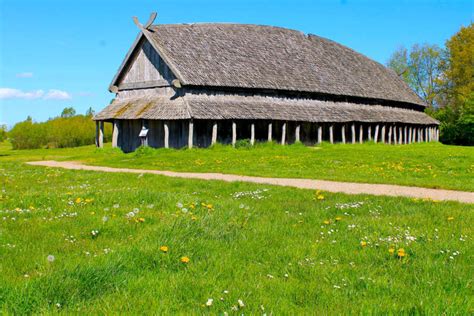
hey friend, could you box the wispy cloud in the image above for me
[16,72,34,78]
[44,89,72,100]
[0,88,72,100]
[0,88,44,99]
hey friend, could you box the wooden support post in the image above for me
[97,121,104,148]
[374,125,379,143]
[409,127,413,143]
[381,125,386,144]
[398,127,402,144]
[404,126,407,144]
[232,121,237,147]
[211,122,218,145]
[268,122,272,142]
[281,122,286,145]
[95,121,99,147]
[359,125,363,143]
[164,121,169,148]
[436,128,439,141]
[341,125,346,144]
[188,120,193,149]
[112,120,119,148]
[351,123,355,144]
[317,125,322,144]
[295,124,301,143]
[413,127,417,143]
[393,126,397,144]
[388,125,392,145]
[329,125,334,144]
[368,125,372,141]
[425,127,428,142]
[250,123,255,146]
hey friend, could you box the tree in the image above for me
[387,44,445,108]
[0,125,7,142]
[443,23,474,105]
[85,107,95,117]
[61,107,76,118]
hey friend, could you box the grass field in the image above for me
[1,146,473,313]
[1,141,473,191]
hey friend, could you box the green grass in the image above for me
[1,158,473,314]
[1,141,473,191]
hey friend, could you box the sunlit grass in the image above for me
[0,160,473,314]
[1,141,473,191]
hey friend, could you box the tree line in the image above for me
[387,23,473,146]
[5,107,112,149]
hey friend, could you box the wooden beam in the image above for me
[250,123,255,146]
[374,124,379,143]
[211,122,218,145]
[381,125,386,144]
[388,125,392,145]
[118,79,171,91]
[112,120,119,148]
[281,122,286,145]
[95,121,100,147]
[368,125,372,141]
[436,128,439,141]
[393,126,397,144]
[232,121,237,147]
[97,121,104,148]
[188,120,193,149]
[404,126,407,144]
[409,127,412,144]
[295,124,301,143]
[317,125,322,144]
[351,123,355,144]
[329,125,334,144]
[341,125,346,144]
[164,121,169,148]
[359,124,363,143]
[268,122,272,142]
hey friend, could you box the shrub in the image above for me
[0,125,7,142]
[234,139,252,149]
[9,111,112,150]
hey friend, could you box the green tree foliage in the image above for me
[387,44,445,108]
[387,23,473,145]
[9,108,112,149]
[61,107,76,118]
[0,125,8,142]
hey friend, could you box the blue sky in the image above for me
[0,0,472,127]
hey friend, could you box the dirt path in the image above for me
[27,160,474,204]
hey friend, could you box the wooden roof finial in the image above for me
[132,12,157,31]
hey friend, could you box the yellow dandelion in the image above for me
[389,247,395,255]
[180,256,190,264]
[360,241,367,247]
[397,248,406,258]
[191,215,198,221]
[335,216,342,221]
[90,211,95,215]
[317,195,325,200]
[323,220,330,225]
[137,218,145,223]
[447,216,454,221]
[160,246,168,253]
[75,198,82,203]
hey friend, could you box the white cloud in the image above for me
[0,88,72,100]
[16,72,34,78]
[44,89,72,100]
[0,88,44,99]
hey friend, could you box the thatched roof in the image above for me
[94,93,438,125]
[123,23,425,107]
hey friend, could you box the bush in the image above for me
[9,112,112,150]
[0,125,7,142]
[234,139,252,149]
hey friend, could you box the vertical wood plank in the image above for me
[281,122,286,145]
[250,123,255,145]
[164,121,169,148]
[329,125,334,144]
[268,122,272,142]
[211,121,218,145]
[341,125,346,144]
[232,121,237,147]
[112,120,119,148]
[388,125,392,145]
[374,125,379,143]
[351,123,355,144]
[359,124,363,143]
[381,125,386,144]
[98,121,104,148]
[317,125,322,144]
[295,124,300,143]
[188,120,193,149]
[368,125,372,141]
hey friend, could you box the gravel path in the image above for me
[27,160,474,204]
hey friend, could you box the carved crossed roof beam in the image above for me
[133,12,157,31]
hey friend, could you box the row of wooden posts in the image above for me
[95,120,439,148]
